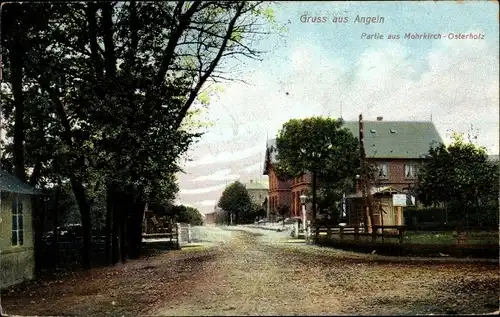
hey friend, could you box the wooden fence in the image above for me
[38,223,194,268]
[142,223,192,248]
[311,225,408,244]
[311,224,499,258]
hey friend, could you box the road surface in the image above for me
[2,225,498,316]
[151,226,498,316]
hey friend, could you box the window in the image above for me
[405,163,419,178]
[11,197,24,246]
[377,163,388,179]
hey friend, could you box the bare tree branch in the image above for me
[173,2,246,130]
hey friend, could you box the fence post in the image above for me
[187,224,192,243]
[398,227,404,245]
[339,227,344,241]
[326,225,332,239]
[176,223,181,248]
[398,227,405,256]
[354,226,359,241]
[294,221,299,239]
[306,220,311,242]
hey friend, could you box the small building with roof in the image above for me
[1,169,41,288]
[243,179,268,206]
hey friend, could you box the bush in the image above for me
[404,207,450,224]
[404,205,498,229]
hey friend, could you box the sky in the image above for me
[0,2,496,216]
[180,1,499,214]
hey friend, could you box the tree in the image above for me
[416,132,499,226]
[217,181,252,225]
[303,176,356,223]
[274,117,360,222]
[276,204,290,219]
[171,205,204,226]
[215,208,228,225]
[1,1,278,268]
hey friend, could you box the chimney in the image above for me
[376,116,383,121]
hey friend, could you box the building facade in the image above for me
[243,180,268,206]
[290,173,312,218]
[264,118,443,226]
[1,170,40,289]
[263,141,292,219]
[204,212,217,225]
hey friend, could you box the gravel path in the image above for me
[3,226,497,316]
[149,226,499,316]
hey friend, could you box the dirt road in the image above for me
[151,226,498,316]
[2,226,498,316]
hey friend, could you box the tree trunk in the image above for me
[32,195,45,272]
[51,184,61,268]
[111,191,120,265]
[10,39,26,182]
[366,194,376,234]
[105,183,114,265]
[70,177,92,270]
[126,197,145,259]
[312,171,317,222]
[112,188,128,263]
[120,208,127,263]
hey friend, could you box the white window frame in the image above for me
[405,163,419,179]
[11,196,24,246]
[377,163,389,179]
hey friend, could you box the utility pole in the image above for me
[358,114,373,233]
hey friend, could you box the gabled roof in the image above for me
[263,139,278,175]
[264,120,443,167]
[0,170,41,195]
[341,121,443,159]
[346,186,405,199]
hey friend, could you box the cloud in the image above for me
[179,183,228,195]
[186,145,264,167]
[190,169,240,182]
[242,162,263,173]
[194,200,217,207]
[202,34,498,154]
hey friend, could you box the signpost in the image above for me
[392,194,406,226]
[392,194,407,207]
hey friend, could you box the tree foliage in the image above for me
[1,1,276,268]
[274,117,360,220]
[170,205,204,226]
[416,132,499,222]
[217,181,252,225]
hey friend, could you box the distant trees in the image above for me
[217,181,252,225]
[170,205,204,226]
[215,209,228,225]
[416,133,499,227]
[274,117,360,222]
